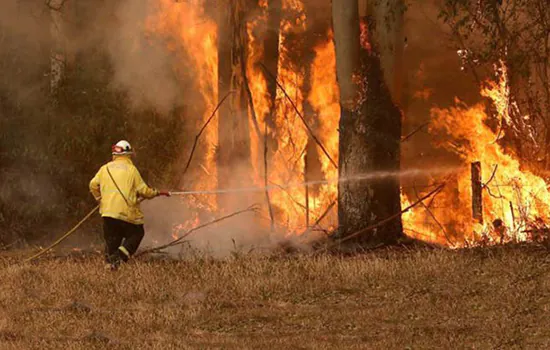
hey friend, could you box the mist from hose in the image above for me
[169,166,459,196]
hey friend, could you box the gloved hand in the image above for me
[158,191,171,197]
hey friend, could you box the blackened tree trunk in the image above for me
[217,0,252,210]
[333,0,403,244]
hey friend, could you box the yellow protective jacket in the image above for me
[89,156,159,225]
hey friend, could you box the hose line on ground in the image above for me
[22,205,100,264]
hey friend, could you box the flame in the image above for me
[172,212,201,240]
[246,0,269,187]
[146,0,218,204]
[245,0,338,233]
[145,0,218,239]
[403,63,550,246]
[306,30,339,229]
[147,0,339,238]
[267,0,308,232]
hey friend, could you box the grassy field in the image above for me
[0,245,549,349]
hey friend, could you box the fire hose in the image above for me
[23,205,100,263]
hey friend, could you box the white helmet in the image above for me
[112,140,133,155]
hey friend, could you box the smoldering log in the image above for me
[471,161,483,223]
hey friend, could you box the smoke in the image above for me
[0,1,50,105]
[140,195,310,258]
[0,0,191,113]
[399,0,484,192]
[103,0,183,113]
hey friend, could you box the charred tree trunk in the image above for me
[217,0,252,210]
[333,0,403,244]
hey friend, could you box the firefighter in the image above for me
[89,140,170,270]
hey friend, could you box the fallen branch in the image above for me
[182,90,235,178]
[318,183,446,252]
[259,63,337,169]
[137,204,260,256]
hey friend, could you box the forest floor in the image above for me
[0,244,549,349]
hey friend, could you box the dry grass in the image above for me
[0,245,549,349]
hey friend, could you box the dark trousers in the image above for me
[103,217,144,264]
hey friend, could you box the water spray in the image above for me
[169,166,459,196]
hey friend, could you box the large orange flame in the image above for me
[246,0,338,233]
[146,0,218,202]
[403,64,550,246]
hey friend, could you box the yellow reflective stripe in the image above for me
[118,246,130,257]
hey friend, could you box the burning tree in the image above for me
[217,0,254,211]
[332,0,406,244]
[144,0,409,246]
[440,0,550,171]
